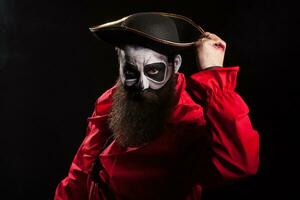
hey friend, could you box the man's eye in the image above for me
[125,70,135,75]
[124,63,138,79]
[147,68,160,75]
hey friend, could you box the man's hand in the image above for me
[194,32,226,70]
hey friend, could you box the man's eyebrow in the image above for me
[144,62,166,68]
[125,61,138,70]
[124,55,134,64]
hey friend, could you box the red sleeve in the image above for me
[187,66,260,183]
[54,87,114,200]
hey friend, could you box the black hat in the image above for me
[89,12,205,54]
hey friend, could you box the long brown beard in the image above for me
[108,74,176,147]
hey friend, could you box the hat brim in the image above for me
[89,12,205,54]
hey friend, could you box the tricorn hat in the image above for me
[89,12,205,54]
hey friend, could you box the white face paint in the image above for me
[117,45,181,90]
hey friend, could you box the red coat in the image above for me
[54,67,260,200]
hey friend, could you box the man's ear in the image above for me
[173,54,182,73]
[115,47,121,55]
[115,47,126,66]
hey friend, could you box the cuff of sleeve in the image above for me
[187,66,240,102]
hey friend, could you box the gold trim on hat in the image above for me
[89,12,206,47]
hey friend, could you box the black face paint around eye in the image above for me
[124,62,139,80]
[144,62,166,82]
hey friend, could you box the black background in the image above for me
[0,0,295,199]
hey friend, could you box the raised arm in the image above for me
[187,33,259,185]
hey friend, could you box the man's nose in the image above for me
[137,74,149,90]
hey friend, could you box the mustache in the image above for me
[126,87,160,104]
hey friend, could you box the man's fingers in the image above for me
[213,42,226,51]
[195,32,226,52]
[198,32,225,43]
[204,32,220,40]
[196,37,226,50]
[203,32,226,49]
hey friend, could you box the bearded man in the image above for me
[54,12,260,200]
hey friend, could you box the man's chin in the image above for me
[109,76,176,147]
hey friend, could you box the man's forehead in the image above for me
[123,45,167,64]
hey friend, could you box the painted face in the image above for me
[117,45,179,90]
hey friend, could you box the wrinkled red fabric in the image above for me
[54,66,259,200]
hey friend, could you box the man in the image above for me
[55,12,259,200]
